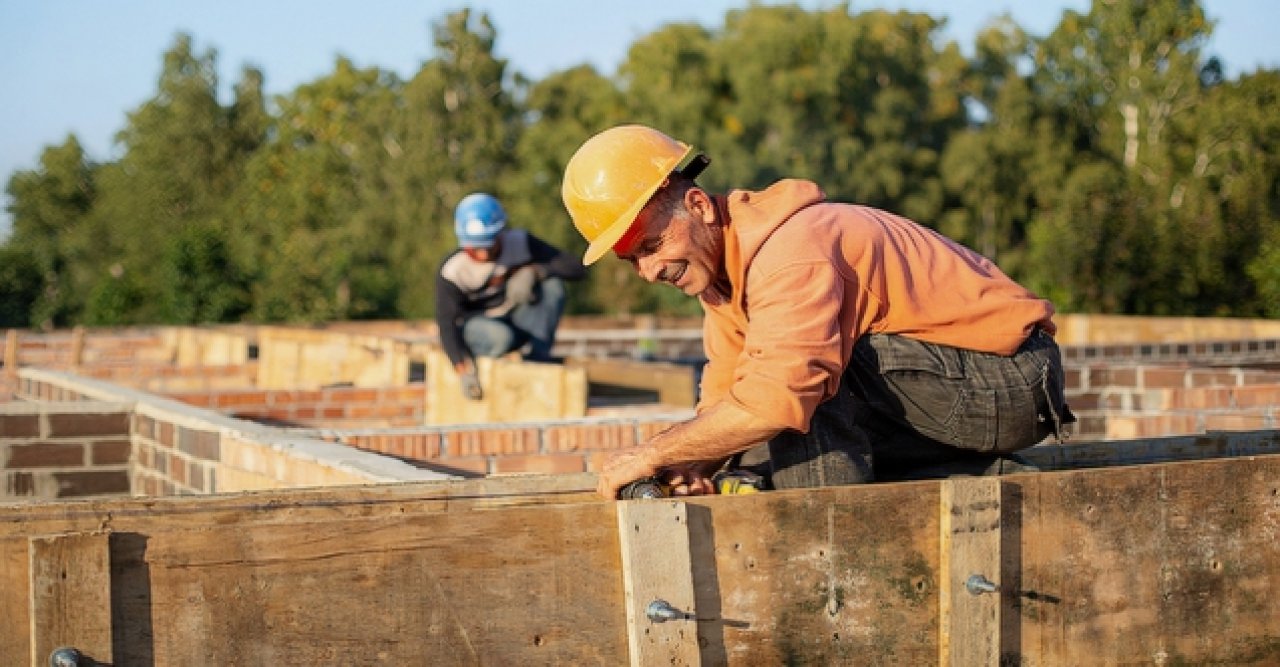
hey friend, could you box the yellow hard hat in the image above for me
[561,125,706,265]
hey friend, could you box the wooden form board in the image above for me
[1,455,1278,663]
[426,349,587,424]
[28,532,113,665]
[570,357,699,408]
[617,500,701,666]
[144,504,626,665]
[939,478,1003,666]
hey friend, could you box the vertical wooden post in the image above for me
[70,326,86,368]
[29,532,113,665]
[616,500,701,667]
[939,478,1003,667]
[3,329,17,378]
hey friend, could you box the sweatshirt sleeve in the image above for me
[527,234,587,281]
[724,260,848,432]
[434,269,470,368]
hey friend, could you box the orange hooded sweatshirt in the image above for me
[697,179,1056,433]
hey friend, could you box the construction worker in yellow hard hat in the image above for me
[561,124,1075,500]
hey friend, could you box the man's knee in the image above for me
[538,277,566,306]
[463,318,517,357]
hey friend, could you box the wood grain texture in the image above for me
[28,532,112,665]
[684,482,942,665]
[617,500,700,666]
[1014,455,1280,664]
[141,503,627,665]
[939,477,1003,666]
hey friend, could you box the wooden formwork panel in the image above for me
[426,350,587,424]
[1,456,1277,664]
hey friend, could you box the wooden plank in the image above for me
[686,483,943,665]
[572,357,698,407]
[0,538,30,661]
[1015,455,1280,664]
[0,473,599,539]
[28,532,112,665]
[939,478,1003,666]
[616,500,700,667]
[141,503,628,664]
[1023,429,1280,470]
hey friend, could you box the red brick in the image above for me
[133,414,154,439]
[431,456,490,476]
[0,414,41,437]
[492,454,585,475]
[6,471,35,496]
[1188,370,1242,388]
[1063,392,1101,411]
[544,423,637,452]
[177,427,220,461]
[1140,367,1188,389]
[178,395,214,407]
[8,442,83,467]
[157,421,176,448]
[332,387,378,403]
[1231,386,1280,409]
[170,455,189,485]
[92,440,132,465]
[447,428,540,457]
[1203,414,1270,431]
[54,470,130,498]
[47,412,129,437]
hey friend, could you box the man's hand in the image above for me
[484,265,543,318]
[457,363,483,401]
[662,462,719,497]
[503,264,541,306]
[597,447,660,499]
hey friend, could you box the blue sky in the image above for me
[2,0,1277,237]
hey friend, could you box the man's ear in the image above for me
[684,188,716,224]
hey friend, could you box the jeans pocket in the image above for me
[852,334,991,448]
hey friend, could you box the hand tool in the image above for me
[617,470,765,499]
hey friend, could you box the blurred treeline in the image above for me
[3,1,1278,329]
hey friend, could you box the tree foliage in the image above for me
[4,1,1277,327]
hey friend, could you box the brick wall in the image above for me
[165,384,426,428]
[14,368,449,500]
[1064,363,1280,440]
[1,402,132,501]
[333,412,693,476]
[78,362,259,393]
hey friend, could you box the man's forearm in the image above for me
[645,401,783,469]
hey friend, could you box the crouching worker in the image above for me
[436,192,586,400]
[560,125,1074,499]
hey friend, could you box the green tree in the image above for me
[507,65,626,314]
[383,9,521,319]
[234,57,399,322]
[3,136,96,328]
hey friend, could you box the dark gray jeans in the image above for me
[765,329,1072,488]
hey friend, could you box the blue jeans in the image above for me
[765,329,1072,488]
[461,278,566,361]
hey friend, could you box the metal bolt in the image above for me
[49,647,83,667]
[646,599,689,623]
[965,574,999,595]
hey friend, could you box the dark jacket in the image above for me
[435,228,585,366]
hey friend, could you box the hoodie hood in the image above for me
[710,179,826,310]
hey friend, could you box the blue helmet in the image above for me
[454,193,507,248]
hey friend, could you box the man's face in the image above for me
[614,189,721,299]
[462,239,501,262]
